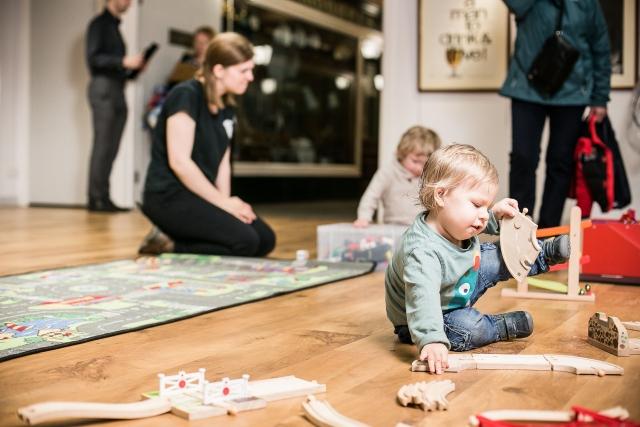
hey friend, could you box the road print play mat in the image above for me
[0,254,373,361]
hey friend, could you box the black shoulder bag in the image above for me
[516,0,580,98]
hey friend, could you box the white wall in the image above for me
[28,0,95,205]
[134,0,221,201]
[0,0,30,206]
[381,1,640,224]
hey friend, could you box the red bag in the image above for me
[571,115,615,217]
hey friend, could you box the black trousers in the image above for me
[142,189,276,257]
[509,99,585,228]
[87,76,127,202]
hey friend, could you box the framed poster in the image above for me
[599,0,638,89]
[418,0,509,91]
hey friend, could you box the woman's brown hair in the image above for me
[200,32,253,109]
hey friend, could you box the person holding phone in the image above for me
[85,0,147,212]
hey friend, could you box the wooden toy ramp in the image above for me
[501,206,595,301]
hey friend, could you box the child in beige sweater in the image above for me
[354,126,441,227]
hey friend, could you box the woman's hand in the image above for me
[589,106,607,123]
[222,196,256,224]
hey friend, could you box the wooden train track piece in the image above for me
[17,398,173,425]
[588,312,640,357]
[396,379,455,411]
[411,353,623,376]
[302,395,369,427]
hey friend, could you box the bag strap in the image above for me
[512,0,566,75]
[554,0,565,33]
[588,114,607,148]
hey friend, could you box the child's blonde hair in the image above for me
[419,144,498,211]
[396,126,442,161]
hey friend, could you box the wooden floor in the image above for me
[0,204,639,427]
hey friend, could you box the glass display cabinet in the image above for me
[224,0,382,177]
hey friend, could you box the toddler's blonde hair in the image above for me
[419,144,498,211]
[396,126,442,161]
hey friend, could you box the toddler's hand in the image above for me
[419,343,449,374]
[353,218,370,228]
[492,198,519,220]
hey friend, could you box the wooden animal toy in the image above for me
[396,379,455,411]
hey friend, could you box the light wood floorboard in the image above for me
[0,205,638,427]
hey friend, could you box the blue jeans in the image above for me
[395,242,550,351]
[443,242,548,351]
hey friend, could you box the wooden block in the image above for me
[588,312,631,357]
[141,391,226,420]
[141,375,326,421]
[543,354,624,376]
[470,354,550,371]
[411,354,476,373]
[249,375,326,401]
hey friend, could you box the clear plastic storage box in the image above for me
[317,223,408,271]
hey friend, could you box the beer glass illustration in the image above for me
[445,46,465,77]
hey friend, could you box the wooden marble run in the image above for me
[501,206,595,302]
[302,395,370,427]
[397,379,455,411]
[411,353,623,376]
[17,369,325,425]
[587,312,640,357]
[469,406,638,427]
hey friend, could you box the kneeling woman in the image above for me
[141,33,275,256]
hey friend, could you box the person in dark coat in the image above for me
[500,0,611,227]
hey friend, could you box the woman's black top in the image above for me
[144,79,234,195]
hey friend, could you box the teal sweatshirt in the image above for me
[385,213,499,351]
[500,0,611,106]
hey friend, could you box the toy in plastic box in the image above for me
[317,223,408,271]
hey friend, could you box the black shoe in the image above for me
[394,325,413,344]
[88,199,130,213]
[542,235,571,265]
[492,311,534,341]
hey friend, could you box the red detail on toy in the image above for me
[474,405,640,426]
[223,387,230,396]
[548,255,590,273]
[178,380,186,388]
[581,220,640,284]
[619,209,637,224]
